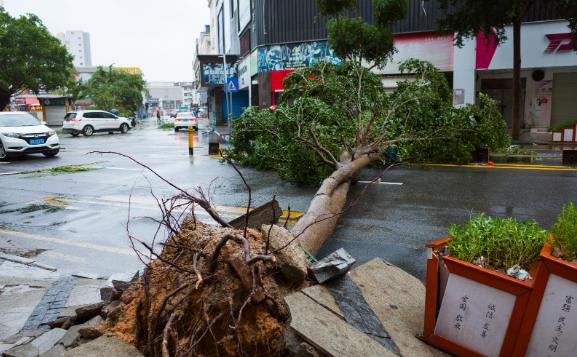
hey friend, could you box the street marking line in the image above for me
[0,172,21,176]
[0,228,134,256]
[426,163,577,171]
[358,180,404,186]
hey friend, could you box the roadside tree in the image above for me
[0,8,74,111]
[228,0,510,255]
[76,66,146,116]
[436,0,577,140]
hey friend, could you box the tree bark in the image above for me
[0,89,11,112]
[294,152,381,255]
[512,19,522,140]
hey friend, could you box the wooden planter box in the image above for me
[424,237,534,357]
[514,238,577,356]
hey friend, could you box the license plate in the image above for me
[30,138,44,145]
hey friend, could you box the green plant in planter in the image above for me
[448,213,547,272]
[552,202,577,261]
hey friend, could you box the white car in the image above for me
[0,112,60,160]
[173,112,198,131]
[62,110,132,137]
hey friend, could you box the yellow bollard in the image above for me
[188,125,194,156]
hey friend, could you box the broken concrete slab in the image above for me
[74,302,105,324]
[301,258,448,357]
[310,248,355,284]
[105,271,138,288]
[40,343,65,357]
[0,261,60,286]
[0,284,46,340]
[31,263,57,272]
[262,224,308,284]
[71,272,102,280]
[229,199,282,230]
[111,280,131,292]
[285,292,397,357]
[65,279,105,308]
[4,328,66,357]
[78,327,102,340]
[63,335,143,357]
[59,325,83,348]
[0,252,35,265]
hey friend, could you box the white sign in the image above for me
[238,57,250,90]
[480,21,577,70]
[435,274,516,357]
[526,274,577,357]
[563,129,574,142]
[553,132,563,142]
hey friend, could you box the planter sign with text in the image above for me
[424,238,533,357]
[514,242,577,356]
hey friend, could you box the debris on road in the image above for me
[310,248,355,283]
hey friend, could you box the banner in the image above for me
[257,41,341,72]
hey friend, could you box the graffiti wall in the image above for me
[257,41,341,72]
[201,63,238,86]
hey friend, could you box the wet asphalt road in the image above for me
[1,118,577,281]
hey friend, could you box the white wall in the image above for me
[453,37,477,106]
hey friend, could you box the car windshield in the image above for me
[0,113,40,127]
[177,112,192,117]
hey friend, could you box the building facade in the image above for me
[146,82,185,114]
[57,31,92,67]
[196,0,576,139]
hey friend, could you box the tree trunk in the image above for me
[0,89,11,112]
[293,152,381,255]
[512,19,522,140]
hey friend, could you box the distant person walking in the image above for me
[156,109,161,124]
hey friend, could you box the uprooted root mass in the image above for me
[105,220,295,357]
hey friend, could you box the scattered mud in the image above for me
[0,204,63,215]
[106,220,299,357]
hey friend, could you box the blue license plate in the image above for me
[30,138,44,145]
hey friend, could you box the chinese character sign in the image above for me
[435,274,516,357]
[257,41,342,73]
[526,274,577,357]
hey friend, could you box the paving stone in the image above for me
[71,273,102,280]
[4,328,66,357]
[22,277,76,330]
[0,252,35,265]
[0,285,46,340]
[63,335,143,357]
[40,344,65,357]
[58,325,82,348]
[31,263,57,272]
[65,280,105,308]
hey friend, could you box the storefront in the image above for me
[454,20,577,140]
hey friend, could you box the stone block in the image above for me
[5,328,66,357]
[63,335,143,357]
[310,248,355,284]
[74,303,104,324]
[261,225,308,284]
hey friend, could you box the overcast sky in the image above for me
[3,0,210,82]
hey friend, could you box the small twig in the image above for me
[220,152,252,238]
[265,195,276,255]
[209,234,275,273]
[284,205,291,229]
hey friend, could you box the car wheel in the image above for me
[83,125,94,136]
[120,123,129,134]
[71,132,80,137]
[174,127,179,132]
[0,141,7,161]
[43,150,59,158]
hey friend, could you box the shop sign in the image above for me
[545,33,576,53]
[201,63,238,86]
[238,57,251,90]
[257,41,341,72]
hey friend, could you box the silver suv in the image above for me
[62,110,132,137]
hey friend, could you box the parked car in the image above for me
[173,112,198,131]
[0,112,60,160]
[62,110,132,137]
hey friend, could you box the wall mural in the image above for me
[257,41,341,72]
[201,63,238,86]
